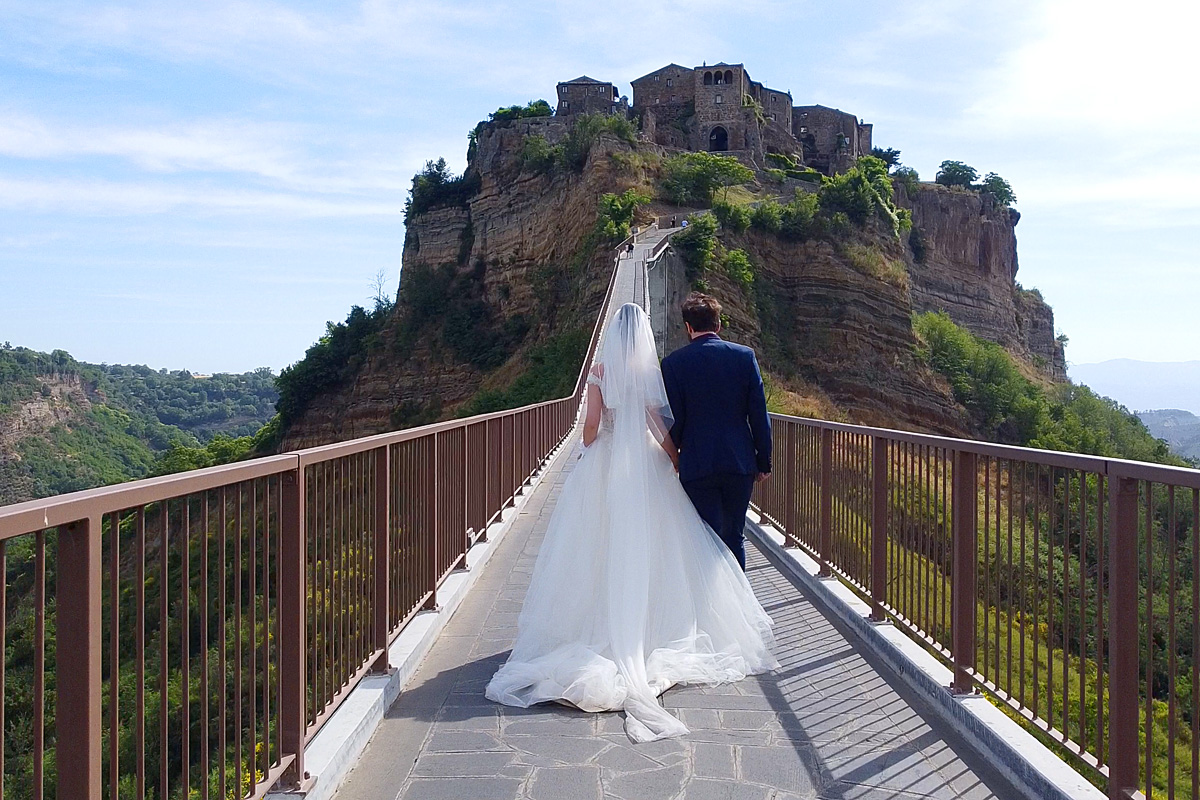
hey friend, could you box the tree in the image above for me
[597,189,650,240]
[893,166,921,196]
[979,172,1016,207]
[662,152,755,206]
[871,147,902,169]
[935,160,979,188]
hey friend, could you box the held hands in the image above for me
[756,472,771,484]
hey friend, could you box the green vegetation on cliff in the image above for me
[914,311,1177,462]
[0,345,277,503]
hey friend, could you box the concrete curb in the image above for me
[267,435,577,800]
[745,512,1106,800]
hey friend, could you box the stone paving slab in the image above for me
[334,437,1022,800]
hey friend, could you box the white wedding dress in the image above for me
[485,303,778,742]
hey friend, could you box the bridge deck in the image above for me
[335,438,1020,800]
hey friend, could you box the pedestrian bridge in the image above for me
[0,225,1178,800]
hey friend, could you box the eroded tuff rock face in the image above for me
[279,120,634,450]
[703,229,971,435]
[903,183,1066,379]
[280,113,1066,451]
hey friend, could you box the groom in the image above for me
[661,293,772,570]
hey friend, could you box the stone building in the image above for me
[793,105,873,174]
[555,76,623,116]
[623,61,873,175]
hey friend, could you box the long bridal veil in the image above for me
[485,304,777,742]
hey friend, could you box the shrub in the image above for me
[489,99,553,125]
[671,213,718,275]
[558,113,637,172]
[662,152,755,206]
[404,158,480,223]
[750,200,783,233]
[711,200,751,232]
[520,135,556,173]
[779,190,820,241]
[723,249,754,287]
[893,166,920,197]
[763,168,787,183]
[598,189,650,240]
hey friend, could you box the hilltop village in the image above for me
[557,62,871,175]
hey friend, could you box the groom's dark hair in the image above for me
[681,293,721,332]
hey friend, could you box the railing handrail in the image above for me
[767,410,1200,488]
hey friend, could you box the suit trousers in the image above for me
[682,473,756,571]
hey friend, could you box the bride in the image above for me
[485,303,778,742]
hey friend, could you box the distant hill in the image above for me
[0,345,277,504]
[1070,359,1200,415]
[1139,409,1200,462]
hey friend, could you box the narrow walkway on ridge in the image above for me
[333,229,1021,800]
[335,442,1020,800]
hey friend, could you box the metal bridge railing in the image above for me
[0,240,625,800]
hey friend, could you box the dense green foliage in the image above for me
[0,345,277,502]
[870,146,902,168]
[934,160,979,187]
[934,160,1017,207]
[746,157,909,244]
[662,152,755,206]
[913,311,1178,461]
[597,189,650,240]
[722,249,755,287]
[488,99,553,125]
[671,213,719,275]
[711,200,751,233]
[404,158,481,223]
[515,113,637,175]
[458,329,590,416]
[275,299,395,426]
[893,165,921,196]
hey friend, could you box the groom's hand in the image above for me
[756,472,771,483]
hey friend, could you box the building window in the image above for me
[666,78,672,87]
[704,71,713,86]
[715,94,723,104]
[654,76,660,82]
[655,98,660,104]
[563,101,570,109]
[724,69,733,84]
[799,126,808,133]
[770,113,776,121]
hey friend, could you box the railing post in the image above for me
[279,467,307,787]
[871,436,888,621]
[1108,475,1139,800]
[478,422,490,543]
[819,428,833,577]
[951,449,978,693]
[56,516,101,800]
[424,433,440,610]
[372,447,391,673]
[784,422,797,543]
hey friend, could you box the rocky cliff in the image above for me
[279,110,1068,449]
[902,183,1066,379]
[279,118,645,449]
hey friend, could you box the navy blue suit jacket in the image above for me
[661,334,772,484]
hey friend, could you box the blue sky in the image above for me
[0,0,1196,374]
